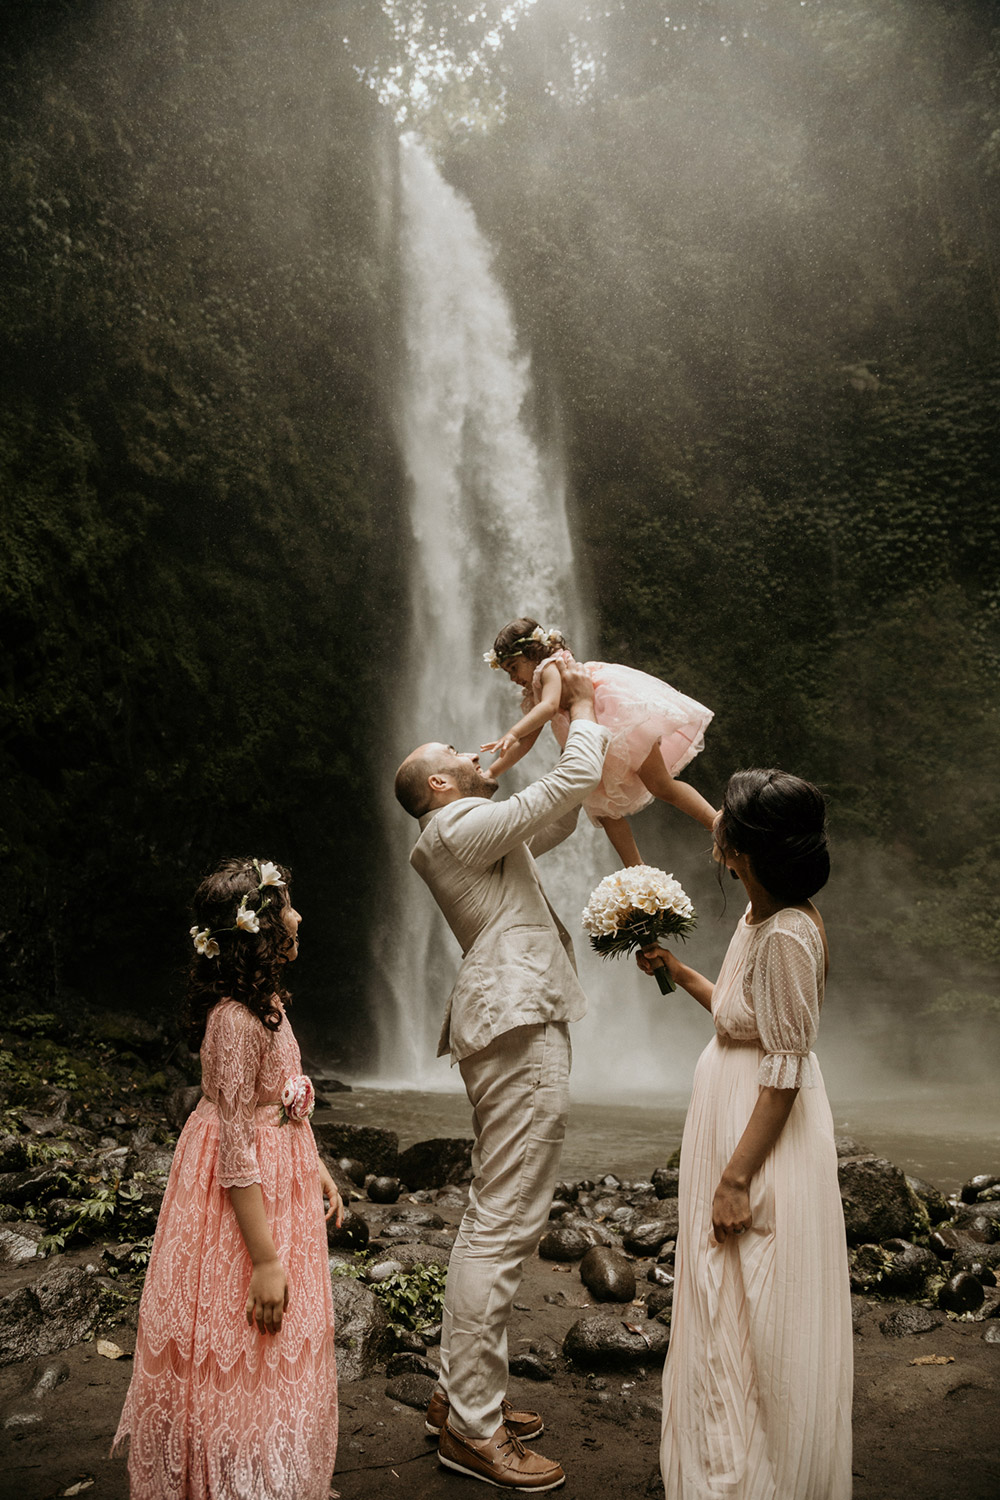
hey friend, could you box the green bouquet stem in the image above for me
[638,922,676,995]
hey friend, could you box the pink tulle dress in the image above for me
[528,650,713,821]
[114,1000,337,1500]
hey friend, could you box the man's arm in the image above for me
[441,719,610,868]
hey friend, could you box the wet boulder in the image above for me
[838,1157,917,1244]
[327,1208,370,1251]
[395,1138,474,1190]
[367,1176,402,1205]
[905,1175,951,1226]
[622,1206,679,1256]
[563,1313,670,1370]
[338,1158,367,1187]
[0,1136,29,1172]
[368,1241,451,1273]
[879,1304,943,1338]
[645,1284,674,1321]
[547,1198,576,1221]
[385,1371,437,1410]
[0,1264,102,1366]
[930,1225,986,1260]
[960,1174,1000,1204]
[0,1221,43,1265]
[834,1135,870,1158]
[651,1167,680,1200]
[311,1123,399,1177]
[386,1206,445,1231]
[952,1241,1000,1280]
[939,1271,985,1314]
[579,1245,636,1303]
[510,1334,559,1381]
[330,1276,390,1381]
[385,1351,438,1380]
[539,1224,590,1262]
[878,1239,940,1295]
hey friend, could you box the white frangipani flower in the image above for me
[257,861,286,888]
[234,896,261,934]
[190,926,220,958]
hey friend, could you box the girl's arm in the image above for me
[482,725,542,776]
[317,1158,345,1226]
[229,1183,289,1334]
[482,662,563,774]
[711,1087,798,1241]
[636,945,714,1011]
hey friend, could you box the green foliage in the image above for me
[370,1262,447,1335]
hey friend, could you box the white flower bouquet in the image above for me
[581,865,697,994]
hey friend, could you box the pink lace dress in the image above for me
[528,650,713,821]
[114,1000,337,1499]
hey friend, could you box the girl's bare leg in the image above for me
[599,816,644,868]
[638,744,718,830]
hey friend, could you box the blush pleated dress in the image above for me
[660,908,852,1500]
[114,1000,338,1499]
[528,651,713,822]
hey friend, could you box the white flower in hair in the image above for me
[257,860,286,888]
[530,626,545,642]
[483,649,501,669]
[234,895,261,934]
[190,926,220,959]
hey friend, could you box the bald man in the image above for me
[394,660,610,1491]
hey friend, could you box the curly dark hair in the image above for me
[717,769,830,903]
[492,616,569,667]
[184,856,294,1049]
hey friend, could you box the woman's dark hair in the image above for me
[717,769,829,903]
[493,616,569,666]
[184,857,293,1049]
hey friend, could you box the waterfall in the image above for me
[369,137,713,1096]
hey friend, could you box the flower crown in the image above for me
[190,859,286,959]
[484,625,564,670]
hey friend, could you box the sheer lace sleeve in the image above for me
[203,1001,267,1188]
[751,920,822,1089]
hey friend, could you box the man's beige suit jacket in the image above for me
[410,720,611,1064]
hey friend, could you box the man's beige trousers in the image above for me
[438,1020,572,1440]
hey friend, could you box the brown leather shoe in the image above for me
[425,1389,544,1441]
[438,1420,565,1490]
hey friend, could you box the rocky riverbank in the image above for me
[1,1013,998,1498]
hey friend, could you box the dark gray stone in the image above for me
[579,1245,636,1303]
[623,1206,679,1256]
[367,1176,402,1204]
[0,1221,43,1265]
[960,1174,1000,1204]
[879,1239,940,1294]
[369,1242,451,1273]
[0,1136,29,1172]
[388,1206,446,1230]
[930,1225,986,1260]
[327,1209,370,1251]
[165,1085,202,1134]
[0,1265,102,1366]
[331,1276,390,1382]
[338,1158,367,1187]
[385,1372,437,1410]
[509,1350,556,1381]
[554,1181,579,1202]
[645,1285,673,1321]
[385,1351,438,1379]
[648,1264,674,1287]
[838,1157,917,1245]
[548,1199,575,1221]
[983,1324,1000,1345]
[563,1313,670,1370]
[879,1304,943,1337]
[651,1167,680,1200]
[539,1224,590,1262]
[939,1272,985,1314]
[395,1138,473,1190]
[953,1241,1000,1279]
[366,1257,406,1283]
[312,1123,399,1177]
[905,1175,951,1225]
[834,1136,869,1158]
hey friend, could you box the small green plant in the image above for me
[371,1262,447,1336]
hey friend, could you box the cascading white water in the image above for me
[370,137,716,1095]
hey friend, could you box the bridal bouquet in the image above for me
[581,866,697,994]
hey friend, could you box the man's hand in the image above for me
[556,658,597,720]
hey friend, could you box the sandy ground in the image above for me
[2,1222,999,1500]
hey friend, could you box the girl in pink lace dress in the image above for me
[114,857,342,1500]
[483,616,716,866]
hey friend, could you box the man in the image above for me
[394,660,610,1492]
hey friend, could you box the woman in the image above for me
[639,769,852,1500]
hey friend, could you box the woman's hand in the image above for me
[636,944,678,981]
[246,1257,289,1334]
[711,1174,752,1243]
[318,1160,344,1227]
